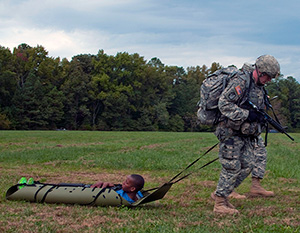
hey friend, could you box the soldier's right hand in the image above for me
[247,110,262,122]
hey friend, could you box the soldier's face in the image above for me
[257,74,272,85]
[253,69,272,86]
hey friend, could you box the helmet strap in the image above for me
[254,65,264,86]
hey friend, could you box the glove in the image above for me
[247,110,262,122]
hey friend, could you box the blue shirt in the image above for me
[116,189,143,204]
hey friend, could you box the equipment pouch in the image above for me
[220,138,240,160]
[240,122,261,136]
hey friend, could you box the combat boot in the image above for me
[211,191,236,209]
[228,190,246,199]
[250,177,275,197]
[213,195,239,215]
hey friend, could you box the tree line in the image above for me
[0,43,299,132]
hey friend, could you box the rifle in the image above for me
[248,101,294,141]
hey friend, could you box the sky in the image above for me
[1,0,300,82]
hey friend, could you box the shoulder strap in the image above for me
[223,70,238,90]
[245,72,252,97]
[236,71,252,106]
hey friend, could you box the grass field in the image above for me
[0,131,299,232]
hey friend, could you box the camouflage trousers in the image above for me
[251,135,267,179]
[215,133,256,197]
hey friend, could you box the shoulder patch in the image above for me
[235,85,242,95]
[227,91,237,101]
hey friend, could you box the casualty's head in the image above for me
[122,174,145,193]
[254,55,280,86]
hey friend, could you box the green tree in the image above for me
[87,74,105,129]
[0,112,11,129]
[13,73,46,129]
[61,55,91,129]
[12,43,32,88]
[136,63,174,131]
[43,87,65,129]
[186,65,208,86]
[266,76,300,130]
[9,44,66,129]
[13,74,65,129]
[93,51,145,130]
[0,46,16,122]
[208,62,222,74]
[169,64,214,132]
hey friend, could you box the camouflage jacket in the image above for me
[217,63,266,136]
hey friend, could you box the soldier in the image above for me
[211,55,280,214]
[225,61,275,200]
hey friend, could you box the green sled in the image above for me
[6,182,173,207]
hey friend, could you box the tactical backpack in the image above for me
[197,66,239,126]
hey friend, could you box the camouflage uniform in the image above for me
[215,63,267,197]
[252,135,267,179]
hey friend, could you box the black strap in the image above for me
[263,88,282,147]
[170,156,219,184]
[265,123,269,146]
[143,142,219,192]
[40,185,57,203]
[87,188,110,206]
[168,142,219,183]
[270,106,281,124]
[34,184,48,202]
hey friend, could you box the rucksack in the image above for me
[197,66,240,126]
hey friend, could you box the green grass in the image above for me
[0,131,299,232]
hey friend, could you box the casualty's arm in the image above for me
[90,181,115,188]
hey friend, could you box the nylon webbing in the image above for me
[87,188,109,206]
[144,142,219,193]
[170,157,219,185]
[40,185,57,203]
[168,142,219,183]
[34,184,48,202]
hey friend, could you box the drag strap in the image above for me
[143,142,219,193]
[170,156,219,185]
[168,142,219,184]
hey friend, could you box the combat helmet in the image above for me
[255,55,280,79]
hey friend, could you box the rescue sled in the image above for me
[6,181,173,207]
